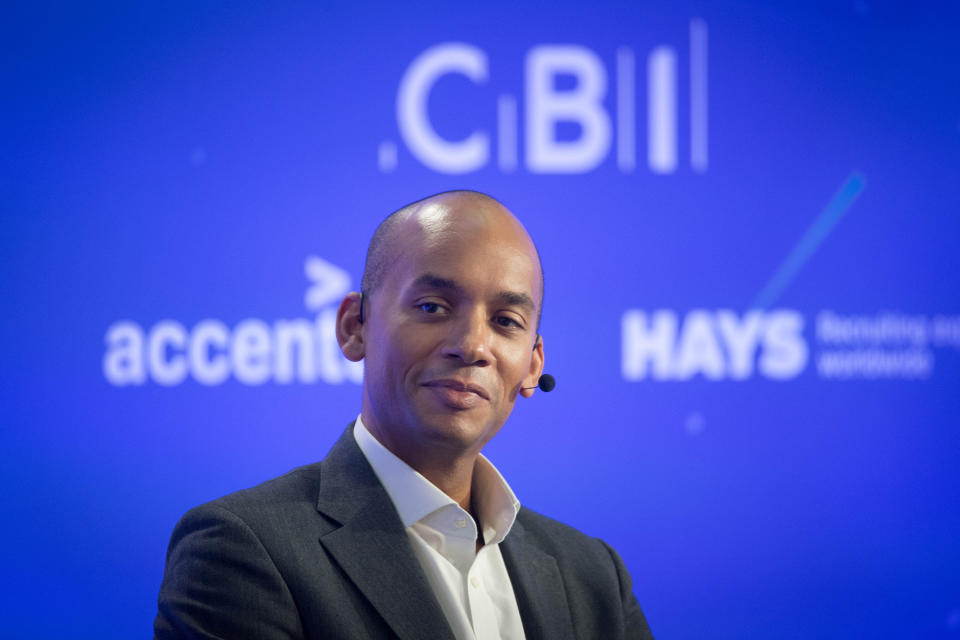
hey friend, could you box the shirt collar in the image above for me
[353,415,521,545]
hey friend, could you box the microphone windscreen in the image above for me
[538,374,556,392]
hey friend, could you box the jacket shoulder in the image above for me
[514,506,611,555]
[172,461,327,540]
[214,461,323,511]
[155,464,327,640]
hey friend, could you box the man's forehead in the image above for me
[398,196,536,259]
[404,197,514,240]
[368,190,545,326]
[408,200,459,232]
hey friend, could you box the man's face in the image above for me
[359,198,544,459]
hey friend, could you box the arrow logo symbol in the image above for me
[304,256,352,311]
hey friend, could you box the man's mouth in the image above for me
[422,378,490,401]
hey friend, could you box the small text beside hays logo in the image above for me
[103,257,362,387]
[379,19,709,175]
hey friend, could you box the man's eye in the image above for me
[495,316,522,329]
[418,302,441,314]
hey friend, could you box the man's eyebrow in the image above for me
[497,290,536,312]
[411,273,462,292]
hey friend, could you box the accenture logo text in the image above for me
[379,19,709,175]
[103,257,362,387]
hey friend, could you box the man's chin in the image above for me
[413,410,497,451]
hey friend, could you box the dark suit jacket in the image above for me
[154,426,654,639]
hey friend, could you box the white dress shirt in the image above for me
[353,416,527,640]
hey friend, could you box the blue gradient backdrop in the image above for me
[2,2,959,638]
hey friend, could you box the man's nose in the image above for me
[442,311,491,366]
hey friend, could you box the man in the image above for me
[154,191,654,639]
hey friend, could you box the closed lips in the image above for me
[423,379,490,400]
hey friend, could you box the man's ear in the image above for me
[336,292,365,362]
[519,334,545,398]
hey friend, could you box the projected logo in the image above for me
[622,309,807,381]
[102,257,362,387]
[379,19,709,175]
[621,309,960,381]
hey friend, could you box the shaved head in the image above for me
[361,190,544,328]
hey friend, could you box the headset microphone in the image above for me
[522,374,556,392]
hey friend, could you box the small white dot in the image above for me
[378,140,397,172]
[470,575,480,588]
[685,412,705,436]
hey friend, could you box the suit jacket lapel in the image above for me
[501,518,576,640]
[315,428,456,640]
